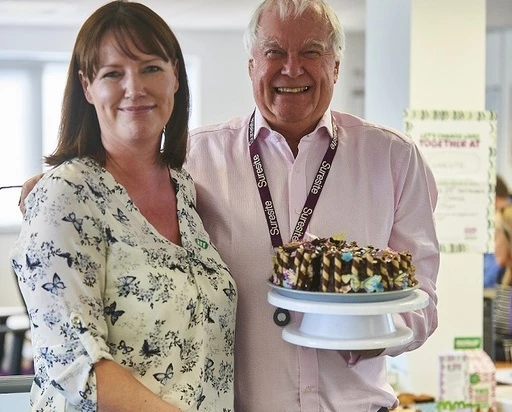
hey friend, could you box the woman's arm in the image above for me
[95,359,180,412]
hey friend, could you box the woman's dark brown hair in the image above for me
[46,0,190,168]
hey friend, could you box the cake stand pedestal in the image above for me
[267,288,430,350]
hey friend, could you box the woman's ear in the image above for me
[79,70,93,104]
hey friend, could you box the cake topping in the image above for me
[270,237,416,293]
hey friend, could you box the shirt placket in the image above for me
[288,144,309,234]
[288,140,320,411]
[298,346,320,411]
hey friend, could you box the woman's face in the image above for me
[79,31,179,155]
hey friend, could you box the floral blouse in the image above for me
[10,158,237,412]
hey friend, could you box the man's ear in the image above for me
[334,61,340,83]
[248,59,254,79]
[78,70,93,103]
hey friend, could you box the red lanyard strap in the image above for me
[248,112,338,248]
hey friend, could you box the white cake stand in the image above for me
[267,285,430,350]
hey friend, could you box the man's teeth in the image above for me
[276,87,309,93]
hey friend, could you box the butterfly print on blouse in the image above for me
[62,212,83,234]
[56,252,74,267]
[112,208,129,223]
[11,259,22,272]
[153,362,174,385]
[42,274,66,295]
[103,302,125,325]
[26,254,42,271]
[63,179,84,196]
[204,358,214,376]
[117,340,134,355]
[141,339,161,358]
[186,299,198,326]
[105,227,118,244]
[85,181,103,198]
[73,319,88,334]
[222,281,236,302]
[196,387,206,410]
[205,306,215,324]
[50,380,64,391]
[79,383,92,400]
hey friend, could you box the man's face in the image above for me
[248,6,339,137]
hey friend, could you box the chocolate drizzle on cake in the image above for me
[270,238,417,293]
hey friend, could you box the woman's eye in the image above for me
[145,65,162,73]
[103,71,120,79]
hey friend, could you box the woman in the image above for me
[493,204,512,361]
[10,1,236,411]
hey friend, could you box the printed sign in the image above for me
[405,110,497,253]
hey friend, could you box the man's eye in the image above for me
[303,50,321,58]
[265,50,284,58]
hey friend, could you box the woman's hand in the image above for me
[96,359,182,412]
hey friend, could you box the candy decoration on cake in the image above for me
[270,237,417,293]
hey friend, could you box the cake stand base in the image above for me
[283,321,413,350]
[267,288,429,350]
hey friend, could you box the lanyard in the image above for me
[248,112,338,248]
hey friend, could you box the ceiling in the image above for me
[0,0,509,32]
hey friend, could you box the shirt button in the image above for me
[304,386,312,393]
[295,207,301,214]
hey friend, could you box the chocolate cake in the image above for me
[270,238,417,293]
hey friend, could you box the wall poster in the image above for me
[404,110,497,254]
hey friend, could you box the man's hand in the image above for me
[18,173,44,214]
[346,348,385,366]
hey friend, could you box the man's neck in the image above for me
[270,123,316,158]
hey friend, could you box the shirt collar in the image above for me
[252,108,334,144]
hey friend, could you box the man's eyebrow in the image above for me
[260,39,283,49]
[302,39,328,50]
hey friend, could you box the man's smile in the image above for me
[275,86,310,93]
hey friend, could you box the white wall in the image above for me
[486,28,512,186]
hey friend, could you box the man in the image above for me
[186,1,439,411]
[20,0,439,410]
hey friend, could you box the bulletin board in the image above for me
[404,109,497,254]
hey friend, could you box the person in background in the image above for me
[186,0,439,410]
[10,1,236,411]
[493,204,512,361]
[484,175,512,287]
[18,0,439,410]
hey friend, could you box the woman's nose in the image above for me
[124,73,146,98]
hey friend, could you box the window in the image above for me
[0,65,43,229]
[0,56,200,230]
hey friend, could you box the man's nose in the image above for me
[281,54,304,78]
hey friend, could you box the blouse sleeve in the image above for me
[10,171,114,409]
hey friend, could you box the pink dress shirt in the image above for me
[186,109,439,412]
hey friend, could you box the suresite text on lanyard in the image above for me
[248,111,339,249]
